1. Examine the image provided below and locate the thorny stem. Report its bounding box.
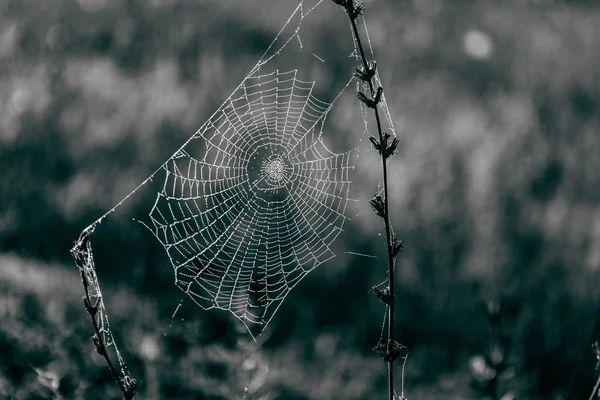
[341,2,399,399]
[72,228,136,400]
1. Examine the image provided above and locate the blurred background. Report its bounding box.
[1,0,600,398]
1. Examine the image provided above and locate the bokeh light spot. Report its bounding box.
[463,29,493,60]
[140,335,160,362]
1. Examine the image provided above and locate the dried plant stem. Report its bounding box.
[82,275,128,395]
[590,373,600,400]
[71,228,136,400]
[336,1,400,398]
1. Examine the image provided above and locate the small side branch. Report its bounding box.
[71,226,137,400]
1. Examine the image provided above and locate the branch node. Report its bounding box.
[368,194,386,218]
[353,60,376,82]
[357,86,383,109]
[369,131,388,154]
[123,376,137,400]
[370,286,391,305]
[330,0,364,20]
[373,340,408,362]
[83,296,100,316]
[369,132,398,160]
[384,137,399,159]
[391,234,403,258]
[91,334,106,356]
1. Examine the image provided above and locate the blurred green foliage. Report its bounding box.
[1,0,600,398]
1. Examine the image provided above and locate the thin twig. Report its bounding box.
[333,1,401,399]
[71,227,136,400]
[590,374,600,400]
[590,342,600,400]
[81,273,128,394]
[349,16,396,400]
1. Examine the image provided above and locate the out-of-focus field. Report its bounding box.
[1,0,600,398]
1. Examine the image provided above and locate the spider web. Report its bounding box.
[140,68,354,334]
[73,0,354,342]
[72,9,398,387]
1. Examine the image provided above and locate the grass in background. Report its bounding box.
[1,0,599,398]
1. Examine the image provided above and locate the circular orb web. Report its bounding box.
[144,68,358,336]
